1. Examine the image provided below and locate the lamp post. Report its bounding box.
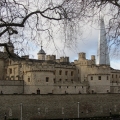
[62,107,64,120]
[78,102,80,118]
[20,103,22,120]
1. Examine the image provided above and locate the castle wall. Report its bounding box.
[0,80,24,94]
[0,59,5,79]
[0,94,120,120]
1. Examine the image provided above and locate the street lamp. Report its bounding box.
[62,107,64,120]
[78,102,80,118]
[20,103,22,120]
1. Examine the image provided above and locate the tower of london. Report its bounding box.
[0,18,120,95]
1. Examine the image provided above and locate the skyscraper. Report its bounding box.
[97,17,110,66]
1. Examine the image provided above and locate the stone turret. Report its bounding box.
[4,40,14,53]
[78,52,86,60]
[37,45,46,60]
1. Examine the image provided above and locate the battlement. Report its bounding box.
[60,57,69,63]
[78,52,86,60]
[46,55,56,61]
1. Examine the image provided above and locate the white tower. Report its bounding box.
[97,17,110,66]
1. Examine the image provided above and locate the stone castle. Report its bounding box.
[0,18,120,95]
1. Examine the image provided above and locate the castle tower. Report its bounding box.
[97,17,110,66]
[37,44,46,60]
[4,40,14,53]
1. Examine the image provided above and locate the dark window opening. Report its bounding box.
[91,76,93,80]
[59,70,62,75]
[9,68,12,74]
[98,76,101,80]
[53,78,56,83]
[46,77,49,82]
[28,78,30,82]
[112,74,113,78]
[65,71,68,75]
[71,71,74,76]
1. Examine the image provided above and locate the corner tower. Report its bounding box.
[97,17,110,66]
[37,45,46,60]
[4,40,14,53]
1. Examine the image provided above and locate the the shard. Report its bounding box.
[97,17,110,65]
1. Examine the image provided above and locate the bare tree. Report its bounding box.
[0,0,119,57]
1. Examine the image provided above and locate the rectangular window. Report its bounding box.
[78,69,79,73]
[98,76,101,80]
[91,76,93,80]
[53,71,56,75]
[107,76,109,80]
[46,77,49,82]
[71,71,74,76]
[116,75,117,78]
[9,68,12,74]
[59,70,62,75]
[65,79,67,81]
[53,78,56,83]
[71,79,73,82]
[65,71,68,75]
[28,78,30,82]
[112,74,113,78]
[59,79,61,82]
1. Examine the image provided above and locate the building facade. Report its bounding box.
[0,18,120,94]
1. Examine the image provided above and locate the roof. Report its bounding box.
[38,46,46,54]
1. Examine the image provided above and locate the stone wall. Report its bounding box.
[0,80,24,94]
[0,94,120,120]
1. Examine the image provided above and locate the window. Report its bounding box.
[116,75,117,78]
[59,86,61,88]
[65,71,68,75]
[71,79,73,83]
[28,78,30,82]
[53,71,56,75]
[78,69,79,73]
[46,77,49,82]
[59,79,61,82]
[98,76,101,80]
[59,70,62,75]
[53,78,56,83]
[107,76,109,80]
[67,86,68,88]
[112,74,113,78]
[78,77,79,81]
[65,79,67,81]
[75,86,76,88]
[9,68,12,74]
[91,76,93,80]
[71,71,74,76]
